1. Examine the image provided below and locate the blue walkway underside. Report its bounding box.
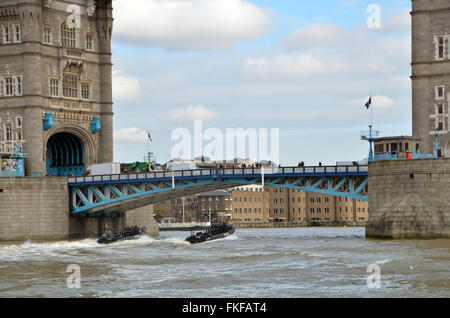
[68,166,368,214]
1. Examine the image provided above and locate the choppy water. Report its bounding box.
[0,227,448,298]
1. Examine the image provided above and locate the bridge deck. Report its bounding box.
[67,165,368,214]
[68,165,368,186]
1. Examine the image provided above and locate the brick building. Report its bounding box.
[231,186,369,224]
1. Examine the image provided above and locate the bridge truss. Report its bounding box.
[68,166,368,215]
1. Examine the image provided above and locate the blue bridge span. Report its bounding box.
[68,165,368,215]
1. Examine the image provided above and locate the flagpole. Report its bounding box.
[147,129,150,162]
[370,95,374,127]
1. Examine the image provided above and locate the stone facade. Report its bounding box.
[0,177,159,241]
[0,177,70,241]
[412,0,450,156]
[0,0,114,176]
[366,158,450,239]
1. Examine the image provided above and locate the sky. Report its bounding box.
[110,0,412,166]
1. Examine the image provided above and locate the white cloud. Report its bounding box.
[113,0,272,51]
[114,127,148,142]
[169,105,217,122]
[243,54,347,79]
[112,73,141,100]
[243,21,410,80]
[282,23,350,49]
[351,95,395,108]
[381,9,411,32]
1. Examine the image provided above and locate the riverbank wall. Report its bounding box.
[233,221,367,229]
[366,158,450,239]
[0,177,158,242]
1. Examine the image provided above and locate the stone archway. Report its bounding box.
[44,126,96,176]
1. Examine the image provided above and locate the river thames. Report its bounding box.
[0,227,448,298]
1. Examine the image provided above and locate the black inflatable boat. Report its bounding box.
[97,226,147,244]
[185,223,235,244]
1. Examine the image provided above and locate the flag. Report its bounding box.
[148,131,152,142]
[365,97,372,109]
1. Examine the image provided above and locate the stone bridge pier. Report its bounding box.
[366,158,450,239]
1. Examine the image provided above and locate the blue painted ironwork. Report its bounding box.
[373,151,398,161]
[43,113,54,131]
[361,125,380,162]
[68,165,368,214]
[90,117,101,134]
[47,133,85,177]
[433,134,440,158]
[413,149,436,159]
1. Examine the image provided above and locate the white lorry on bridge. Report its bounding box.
[87,163,121,176]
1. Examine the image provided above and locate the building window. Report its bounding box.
[16,131,22,141]
[15,117,22,129]
[436,86,445,99]
[63,73,78,98]
[50,78,60,97]
[43,27,52,44]
[438,37,445,59]
[14,76,22,96]
[13,24,20,43]
[86,34,94,51]
[435,35,446,60]
[5,125,12,141]
[438,105,444,115]
[2,25,11,44]
[61,22,77,48]
[438,122,444,131]
[81,82,90,100]
[4,77,14,96]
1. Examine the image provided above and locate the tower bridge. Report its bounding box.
[1,0,449,241]
[68,165,368,215]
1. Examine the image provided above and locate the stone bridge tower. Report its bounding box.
[412,0,450,157]
[0,0,113,176]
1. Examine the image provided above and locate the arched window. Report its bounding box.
[61,22,77,48]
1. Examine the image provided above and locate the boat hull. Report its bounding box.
[97,227,146,245]
[186,224,235,244]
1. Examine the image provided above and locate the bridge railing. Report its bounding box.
[68,165,368,185]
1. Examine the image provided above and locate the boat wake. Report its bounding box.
[0,235,160,260]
